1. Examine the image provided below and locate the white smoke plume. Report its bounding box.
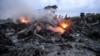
[0,0,56,23]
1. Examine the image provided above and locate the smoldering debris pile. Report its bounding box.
[0,15,100,56]
[0,6,100,56]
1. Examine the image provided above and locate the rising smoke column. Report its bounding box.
[0,0,58,24]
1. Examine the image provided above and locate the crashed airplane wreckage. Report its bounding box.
[0,5,72,45]
[0,5,100,56]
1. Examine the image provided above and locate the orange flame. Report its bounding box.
[59,19,71,29]
[59,22,68,29]
[48,19,71,34]
[20,16,30,24]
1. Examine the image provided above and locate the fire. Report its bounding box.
[55,27,66,34]
[59,19,71,29]
[48,19,72,34]
[48,26,66,34]
[20,16,30,24]
[60,22,68,29]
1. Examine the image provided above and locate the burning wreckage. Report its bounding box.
[0,5,100,56]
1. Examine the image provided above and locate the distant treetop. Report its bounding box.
[44,5,58,9]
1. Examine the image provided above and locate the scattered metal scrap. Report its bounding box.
[0,17,100,56]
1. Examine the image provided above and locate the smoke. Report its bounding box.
[0,0,35,18]
[0,0,56,23]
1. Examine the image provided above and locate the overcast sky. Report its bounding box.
[0,0,100,16]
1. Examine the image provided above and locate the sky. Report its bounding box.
[0,0,100,17]
[39,0,100,16]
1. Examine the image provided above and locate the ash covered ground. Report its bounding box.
[0,13,100,56]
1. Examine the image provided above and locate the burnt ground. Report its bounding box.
[0,19,100,56]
